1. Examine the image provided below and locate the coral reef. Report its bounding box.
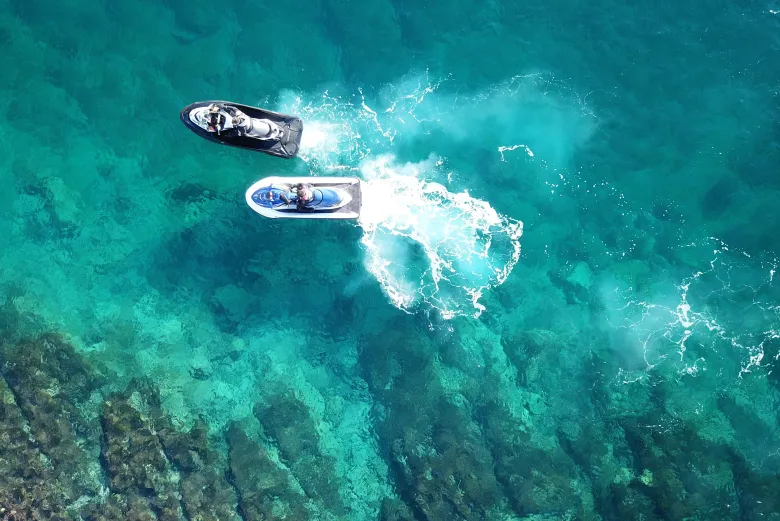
[252,391,351,518]
[0,373,75,521]
[0,333,103,518]
[226,423,309,521]
[358,318,514,521]
[92,377,242,521]
[2,319,780,521]
[0,334,243,521]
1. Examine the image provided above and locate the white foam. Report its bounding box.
[274,74,528,318]
[357,155,523,319]
[605,238,780,382]
[299,121,342,156]
[498,143,535,161]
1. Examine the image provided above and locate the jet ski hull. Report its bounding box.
[180,100,303,159]
[246,176,362,220]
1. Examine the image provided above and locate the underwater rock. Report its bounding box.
[701,175,741,220]
[378,497,415,521]
[358,320,516,520]
[620,417,738,519]
[2,314,780,521]
[391,398,508,521]
[0,375,76,521]
[253,393,347,516]
[179,465,242,521]
[159,414,241,521]
[188,353,214,382]
[98,379,241,521]
[0,333,104,502]
[43,176,84,227]
[99,388,186,520]
[479,396,595,520]
[212,284,254,324]
[226,423,308,521]
[80,493,158,521]
[547,265,592,305]
[0,333,244,521]
[500,328,571,387]
[566,261,594,290]
[555,416,659,520]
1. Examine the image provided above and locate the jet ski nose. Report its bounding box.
[190,108,212,127]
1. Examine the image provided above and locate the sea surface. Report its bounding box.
[1,0,779,519]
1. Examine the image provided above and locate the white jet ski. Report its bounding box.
[245,176,362,220]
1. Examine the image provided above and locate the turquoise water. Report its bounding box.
[1,0,780,519]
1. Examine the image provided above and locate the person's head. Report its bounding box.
[298,185,313,202]
[206,105,221,127]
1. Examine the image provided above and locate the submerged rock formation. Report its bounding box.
[1,323,780,521]
[0,333,285,521]
[0,333,104,519]
[226,424,309,521]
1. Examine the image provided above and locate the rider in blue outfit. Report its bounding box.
[273,183,314,209]
[295,183,314,209]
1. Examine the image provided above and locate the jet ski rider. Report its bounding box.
[279,183,315,210]
[205,104,233,134]
[204,103,283,141]
[295,183,315,209]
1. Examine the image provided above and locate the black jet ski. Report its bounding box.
[245,176,362,220]
[180,100,303,159]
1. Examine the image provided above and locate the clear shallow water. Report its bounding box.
[1,0,779,519]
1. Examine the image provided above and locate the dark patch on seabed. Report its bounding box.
[9,150,770,513]
[1,310,778,520]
